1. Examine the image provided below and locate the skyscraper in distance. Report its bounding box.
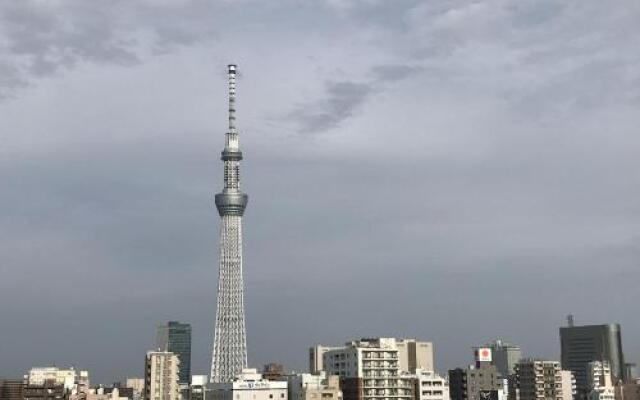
[560,321,625,396]
[157,321,192,385]
[210,64,249,383]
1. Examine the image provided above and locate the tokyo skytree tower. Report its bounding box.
[210,64,249,383]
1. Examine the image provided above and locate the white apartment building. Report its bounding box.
[145,351,180,400]
[587,362,615,400]
[322,338,415,400]
[412,369,449,400]
[287,372,342,400]
[205,369,287,400]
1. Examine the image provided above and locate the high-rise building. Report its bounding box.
[210,64,249,384]
[560,323,626,395]
[287,372,342,400]
[485,340,522,377]
[205,369,287,400]
[321,338,415,400]
[157,322,192,385]
[144,351,180,400]
[507,359,574,400]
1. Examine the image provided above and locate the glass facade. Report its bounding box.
[157,321,192,385]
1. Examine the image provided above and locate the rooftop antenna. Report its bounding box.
[567,314,575,327]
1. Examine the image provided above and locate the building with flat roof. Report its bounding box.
[321,338,415,400]
[560,323,625,396]
[507,359,574,400]
[144,351,180,400]
[157,322,192,385]
[205,369,287,400]
[287,372,341,400]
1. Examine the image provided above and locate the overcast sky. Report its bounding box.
[1,0,640,384]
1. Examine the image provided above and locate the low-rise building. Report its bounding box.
[411,369,449,400]
[287,372,341,400]
[205,369,287,400]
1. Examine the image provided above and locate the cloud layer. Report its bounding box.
[1,0,639,383]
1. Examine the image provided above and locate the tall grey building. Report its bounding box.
[560,322,625,396]
[157,321,192,384]
[210,64,249,383]
[486,339,522,377]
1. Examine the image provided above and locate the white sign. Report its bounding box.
[476,348,492,362]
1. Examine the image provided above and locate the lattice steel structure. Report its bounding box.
[210,64,249,383]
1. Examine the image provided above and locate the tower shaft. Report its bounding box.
[211,64,248,383]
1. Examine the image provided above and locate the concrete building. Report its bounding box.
[205,369,287,400]
[450,349,504,400]
[449,364,503,400]
[411,369,449,400]
[310,346,340,374]
[287,372,342,400]
[508,359,575,400]
[190,376,208,400]
[560,323,625,396]
[396,340,435,374]
[322,338,415,400]
[587,362,614,400]
[27,368,83,391]
[145,351,180,400]
[23,381,68,400]
[0,379,24,400]
[125,379,145,400]
[263,364,287,381]
[157,322,192,386]
[485,340,522,377]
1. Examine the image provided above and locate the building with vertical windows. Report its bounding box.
[144,351,180,400]
[321,338,415,400]
[411,369,449,400]
[0,379,24,400]
[157,322,192,385]
[560,323,625,396]
[310,346,340,374]
[507,359,575,400]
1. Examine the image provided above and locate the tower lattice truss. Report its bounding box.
[210,64,249,383]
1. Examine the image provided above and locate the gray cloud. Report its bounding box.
[1,0,640,385]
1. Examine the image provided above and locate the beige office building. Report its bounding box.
[145,351,180,400]
[396,340,435,374]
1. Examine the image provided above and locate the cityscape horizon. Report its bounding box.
[1,0,639,396]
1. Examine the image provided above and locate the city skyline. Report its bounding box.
[1,0,640,385]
